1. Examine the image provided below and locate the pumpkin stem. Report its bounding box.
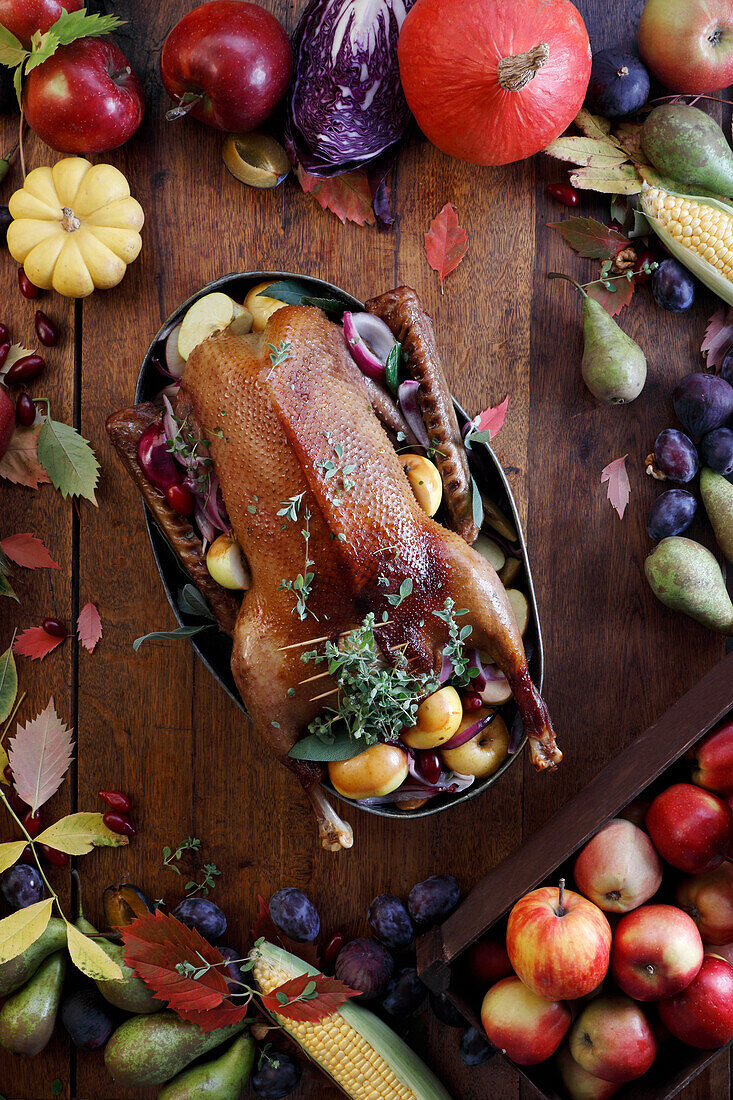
[497,42,549,92]
[61,206,81,233]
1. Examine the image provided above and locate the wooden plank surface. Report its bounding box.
[0,1,730,1098]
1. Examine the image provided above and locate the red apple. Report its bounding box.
[658,955,733,1049]
[706,942,733,966]
[645,783,733,873]
[689,718,733,795]
[506,881,612,1001]
[481,976,571,1065]
[618,797,651,830]
[574,818,663,913]
[467,936,513,987]
[638,0,733,94]
[611,904,703,1001]
[556,1040,620,1100]
[23,38,144,154]
[568,995,657,1084]
[160,1,292,132]
[0,0,83,48]
[677,864,733,945]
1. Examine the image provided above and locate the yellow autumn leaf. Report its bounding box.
[570,164,643,195]
[66,920,123,982]
[0,743,9,784]
[574,108,613,140]
[0,898,53,963]
[35,812,129,855]
[0,840,29,873]
[544,136,629,169]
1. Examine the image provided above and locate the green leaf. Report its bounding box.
[37,417,100,504]
[23,28,60,74]
[0,898,53,964]
[35,812,129,855]
[133,624,212,651]
[470,476,484,532]
[0,24,28,68]
[289,730,370,763]
[48,9,126,48]
[0,575,18,601]
[261,280,347,314]
[12,65,21,109]
[66,920,124,982]
[177,584,216,621]
[0,643,17,723]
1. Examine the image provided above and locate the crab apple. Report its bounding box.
[611,904,703,1000]
[645,783,733,873]
[573,818,663,913]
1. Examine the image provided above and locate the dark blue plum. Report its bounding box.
[653,428,698,483]
[586,49,650,118]
[61,987,115,1051]
[673,373,733,441]
[652,259,695,312]
[268,888,319,943]
[368,894,414,950]
[721,347,733,386]
[408,875,460,926]
[0,863,44,910]
[381,968,426,1017]
[646,489,697,540]
[460,1026,493,1067]
[252,1051,301,1099]
[172,898,227,942]
[700,427,733,476]
[430,991,468,1028]
[335,938,393,999]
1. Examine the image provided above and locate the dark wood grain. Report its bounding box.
[0,0,730,1097]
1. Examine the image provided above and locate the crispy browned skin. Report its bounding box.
[366,286,478,543]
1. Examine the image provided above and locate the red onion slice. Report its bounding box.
[343,311,397,381]
[397,380,430,447]
[441,711,497,751]
[357,770,474,805]
[467,649,488,691]
[137,422,180,490]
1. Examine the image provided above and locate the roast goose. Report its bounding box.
[108,286,560,851]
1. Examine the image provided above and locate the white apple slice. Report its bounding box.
[507,589,530,635]
[474,534,506,572]
[178,293,239,361]
[229,303,253,335]
[164,323,186,377]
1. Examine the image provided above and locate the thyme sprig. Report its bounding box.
[162,836,221,897]
[279,507,315,620]
[433,598,480,688]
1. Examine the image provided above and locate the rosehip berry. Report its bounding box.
[165,483,195,515]
[42,618,68,638]
[18,268,39,299]
[22,809,42,837]
[0,323,8,344]
[416,750,442,786]
[16,393,35,427]
[4,353,44,385]
[103,812,136,838]
[7,787,27,815]
[546,182,579,207]
[40,844,70,867]
[0,341,9,369]
[3,763,12,783]
[461,692,483,712]
[34,310,58,347]
[98,790,131,813]
[323,932,347,966]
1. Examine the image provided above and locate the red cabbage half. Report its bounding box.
[286,0,415,177]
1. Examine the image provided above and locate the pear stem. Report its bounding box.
[548,272,587,297]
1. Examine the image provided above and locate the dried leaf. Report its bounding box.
[0,840,27,873]
[296,166,375,227]
[543,136,629,168]
[425,203,468,292]
[66,920,123,982]
[475,396,508,438]
[35,812,128,855]
[0,426,50,489]
[0,898,53,964]
[122,910,249,1032]
[701,306,733,372]
[261,969,360,1023]
[0,642,18,723]
[13,627,65,661]
[251,895,319,968]
[77,601,102,653]
[37,416,99,504]
[0,343,34,381]
[0,574,18,602]
[8,697,73,813]
[0,533,59,570]
[574,109,613,140]
[548,217,629,260]
[569,164,643,195]
[613,120,645,163]
[601,455,631,520]
[587,276,635,317]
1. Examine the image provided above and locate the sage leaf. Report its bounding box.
[133,624,212,651]
[261,280,346,313]
[470,476,484,532]
[289,731,368,763]
[177,584,216,621]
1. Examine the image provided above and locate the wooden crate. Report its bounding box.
[417,651,733,1100]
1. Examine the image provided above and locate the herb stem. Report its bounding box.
[0,788,62,915]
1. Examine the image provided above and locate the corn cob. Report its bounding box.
[252,942,452,1100]
[640,182,733,305]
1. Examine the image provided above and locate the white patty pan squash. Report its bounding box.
[7,157,144,298]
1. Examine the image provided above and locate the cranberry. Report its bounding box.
[416,750,442,786]
[2,763,12,784]
[461,692,483,712]
[165,483,195,516]
[42,618,68,638]
[16,393,35,427]
[546,182,579,207]
[34,310,59,347]
[40,844,70,867]
[633,247,657,285]
[18,268,39,299]
[0,323,8,343]
[99,789,131,813]
[5,353,44,385]
[323,932,347,966]
[22,809,43,837]
[103,812,136,838]
[0,341,9,369]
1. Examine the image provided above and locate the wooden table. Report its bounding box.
[1,1,730,1097]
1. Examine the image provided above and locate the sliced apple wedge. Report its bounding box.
[474,534,506,572]
[164,322,186,377]
[178,293,251,361]
[507,589,530,635]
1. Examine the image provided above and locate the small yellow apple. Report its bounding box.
[206,535,250,590]
[329,743,408,800]
[244,281,288,331]
[401,686,463,749]
[440,712,509,778]
[401,454,442,516]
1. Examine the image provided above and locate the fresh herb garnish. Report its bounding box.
[277,493,305,522]
[433,598,480,687]
[267,340,292,377]
[162,836,220,897]
[386,578,413,607]
[279,507,315,620]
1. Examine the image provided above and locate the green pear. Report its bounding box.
[645,536,733,634]
[0,917,67,996]
[157,1032,256,1099]
[75,915,162,1014]
[549,274,646,403]
[642,105,733,197]
[104,1011,247,1087]
[0,950,66,1056]
[700,467,733,564]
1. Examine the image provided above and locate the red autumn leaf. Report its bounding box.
[122,910,249,1033]
[0,534,60,570]
[77,601,102,653]
[701,306,733,372]
[601,455,631,520]
[548,216,629,260]
[296,165,375,227]
[14,627,65,661]
[425,203,468,292]
[261,969,360,1024]
[251,895,319,968]
[0,426,50,490]
[475,396,509,438]
[587,274,635,317]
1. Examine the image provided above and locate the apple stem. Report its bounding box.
[557,877,566,917]
[166,93,204,122]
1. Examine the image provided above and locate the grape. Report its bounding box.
[61,987,115,1050]
[368,894,414,950]
[646,489,697,541]
[335,938,393,999]
[673,373,733,441]
[651,259,695,312]
[0,863,44,910]
[653,429,698,483]
[460,1025,493,1067]
[171,898,227,942]
[251,1051,301,1099]
[268,888,319,943]
[700,427,733,476]
[429,991,467,1028]
[721,347,733,386]
[408,875,460,926]
[381,968,426,1017]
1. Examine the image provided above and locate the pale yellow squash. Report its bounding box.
[7,158,144,298]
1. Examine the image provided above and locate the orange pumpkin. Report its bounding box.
[398,0,592,166]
